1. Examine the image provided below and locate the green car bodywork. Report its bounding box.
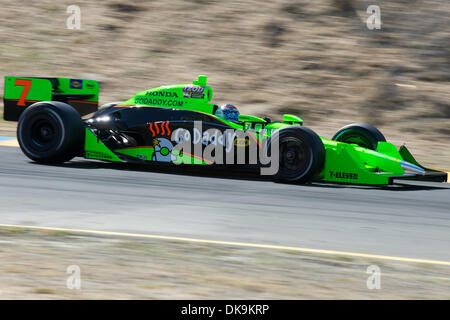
[82,75,446,185]
[3,76,99,121]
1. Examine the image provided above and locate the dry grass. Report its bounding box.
[0,0,449,168]
[0,229,449,299]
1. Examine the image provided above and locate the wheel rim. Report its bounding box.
[27,115,60,152]
[279,137,310,177]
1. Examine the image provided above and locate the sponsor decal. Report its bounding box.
[183,85,205,99]
[189,92,205,99]
[152,138,175,162]
[234,137,250,147]
[70,79,83,89]
[172,127,238,153]
[145,91,178,98]
[329,171,358,180]
[171,122,279,175]
[136,154,148,160]
[149,121,171,137]
[135,96,185,107]
[85,151,113,160]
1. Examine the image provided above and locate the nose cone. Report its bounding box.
[400,161,425,175]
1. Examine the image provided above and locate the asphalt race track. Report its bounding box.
[0,144,449,262]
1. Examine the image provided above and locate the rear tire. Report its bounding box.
[17,102,85,163]
[332,123,386,150]
[270,126,325,183]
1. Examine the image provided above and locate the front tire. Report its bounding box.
[17,102,85,163]
[332,123,386,150]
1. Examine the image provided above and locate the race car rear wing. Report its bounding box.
[3,76,99,121]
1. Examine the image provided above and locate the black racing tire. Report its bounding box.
[269,126,325,183]
[17,101,85,163]
[332,123,386,150]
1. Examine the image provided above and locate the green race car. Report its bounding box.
[6,75,447,185]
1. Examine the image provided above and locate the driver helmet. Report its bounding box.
[215,104,240,122]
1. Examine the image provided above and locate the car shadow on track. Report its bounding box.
[30,159,449,192]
